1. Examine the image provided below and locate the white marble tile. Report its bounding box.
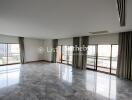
[0,62,132,100]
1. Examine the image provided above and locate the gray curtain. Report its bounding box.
[81,36,89,69]
[72,37,80,68]
[52,39,58,63]
[117,0,126,26]
[117,32,132,80]
[19,37,25,64]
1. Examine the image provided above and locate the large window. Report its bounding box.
[56,46,62,63]
[111,45,118,74]
[67,46,73,64]
[0,43,20,65]
[97,45,111,73]
[56,45,73,65]
[0,44,7,65]
[62,46,68,64]
[86,44,118,75]
[87,45,96,69]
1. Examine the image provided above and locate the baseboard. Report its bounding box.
[0,63,20,66]
[43,60,52,63]
[25,60,45,64]
[25,60,51,64]
[0,60,51,66]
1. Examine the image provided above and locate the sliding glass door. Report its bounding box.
[56,46,62,63]
[56,45,73,65]
[97,45,111,73]
[67,46,73,64]
[8,44,20,64]
[86,44,118,75]
[87,45,96,69]
[111,45,118,74]
[0,44,7,65]
[0,43,20,65]
[62,46,68,64]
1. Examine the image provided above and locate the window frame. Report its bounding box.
[56,45,73,65]
[86,44,97,70]
[86,44,118,75]
[0,43,20,66]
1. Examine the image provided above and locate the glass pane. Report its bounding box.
[68,55,73,64]
[97,57,110,68]
[111,45,118,74]
[67,46,73,64]
[87,57,96,66]
[62,46,68,64]
[97,45,111,73]
[87,46,96,56]
[0,44,7,65]
[8,44,20,64]
[87,45,96,69]
[56,46,62,63]
[56,45,73,64]
[97,67,110,73]
[98,45,111,57]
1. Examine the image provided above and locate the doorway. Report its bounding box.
[86,44,118,75]
[0,43,20,65]
[56,45,73,65]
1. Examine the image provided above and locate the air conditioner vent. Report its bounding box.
[89,30,108,35]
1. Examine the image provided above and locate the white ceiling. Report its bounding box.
[0,0,132,39]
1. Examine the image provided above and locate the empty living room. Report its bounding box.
[0,0,132,100]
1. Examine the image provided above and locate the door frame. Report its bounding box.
[86,44,97,70]
[56,45,73,66]
[0,43,21,66]
[86,44,118,75]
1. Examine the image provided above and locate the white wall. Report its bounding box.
[58,38,73,46]
[89,34,119,44]
[43,38,73,62]
[24,38,44,62]
[43,39,52,62]
[0,34,18,43]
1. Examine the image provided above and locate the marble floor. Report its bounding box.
[0,62,132,100]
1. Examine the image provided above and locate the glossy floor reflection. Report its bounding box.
[0,62,132,100]
[0,65,20,89]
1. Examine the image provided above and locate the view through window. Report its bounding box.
[97,45,111,73]
[87,45,96,69]
[87,44,118,74]
[56,46,62,63]
[0,44,7,65]
[56,45,73,65]
[0,43,20,65]
[56,44,118,74]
